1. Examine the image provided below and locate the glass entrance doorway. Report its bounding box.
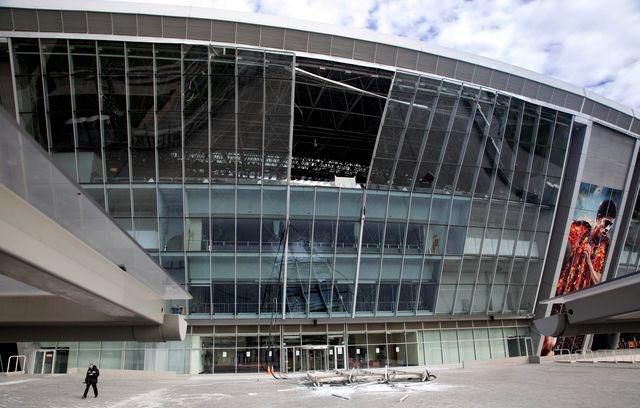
[284,345,346,372]
[328,346,346,370]
[284,347,301,372]
[301,346,326,371]
[34,349,56,374]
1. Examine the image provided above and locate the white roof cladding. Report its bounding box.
[1,0,638,122]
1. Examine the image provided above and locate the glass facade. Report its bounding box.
[24,321,533,374]
[617,188,640,277]
[10,36,574,371]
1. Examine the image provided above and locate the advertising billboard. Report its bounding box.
[541,182,622,355]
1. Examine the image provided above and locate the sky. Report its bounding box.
[109,0,640,111]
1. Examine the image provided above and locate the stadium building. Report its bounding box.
[1,0,640,375]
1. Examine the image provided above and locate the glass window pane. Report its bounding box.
[458,329,475,361]
[77,150,103,183]
[158,186,183,217]
[133,218,158,249]
[441,330,459,364]
[237,187,262,215]
[409,194,430,222]
[262,187,286,216]
[398,281,418,312]
[365,191,388,219]
[160,218,184,251]
[132,186,157,217]
[107,186,131,216]
[315,189,339,218]
[188,254,210,283]
[185,187,209,216]
[386,193,409,220]
[188,286,211,314]
[237,218,261,250]
[471,284,490,313]
[186,218,210,251]
[435,285,455,314]
[454,285,474,313]
[423,330,442,364]
[212,217,235,250]
[161,254,185,285]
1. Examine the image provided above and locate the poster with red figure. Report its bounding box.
[541,182,622,356]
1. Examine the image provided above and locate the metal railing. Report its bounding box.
[554,348,640,365]
[553,348,572,362]
[4,355,26,375]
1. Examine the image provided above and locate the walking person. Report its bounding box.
[81,363,100,399]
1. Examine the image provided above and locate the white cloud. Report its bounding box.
[109,0,640,111]
[370,0,640,111]
[255,0,377,28]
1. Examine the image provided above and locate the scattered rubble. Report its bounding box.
[304,367,437,387]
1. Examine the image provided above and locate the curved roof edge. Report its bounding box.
[1,0,639,133]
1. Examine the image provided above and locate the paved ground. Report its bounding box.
[1,363,639,407]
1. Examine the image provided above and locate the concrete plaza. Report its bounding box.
[1,363,639,407]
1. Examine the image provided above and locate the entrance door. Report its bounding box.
[302,347,326,371]
[328,346,346,370]
[34,349,56,374]
[284,347,301,373]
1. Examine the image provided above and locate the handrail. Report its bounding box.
[554,348,640,365]
[553,348,571,362]
[6,355,26,374]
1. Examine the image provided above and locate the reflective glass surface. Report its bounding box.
[10,38,572,318]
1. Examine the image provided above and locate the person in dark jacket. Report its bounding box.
[82,363,100,399]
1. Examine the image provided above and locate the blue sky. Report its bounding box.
[111,0,640,111]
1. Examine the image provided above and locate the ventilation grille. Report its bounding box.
[354,40,375,62]
[564,93,583,111]
[330,36,354,59]
[436,57,456,78]
[187,18,210,41]
[522,79,539,99]
[87,12,111,34]
[236,23,260,46]
[163,16,186,39]
[396,48,418,70]
[537,84,554,103]
[551,89,567,107]
[417,53,438,74]
[375,44,396,66]
[13,9,38,31]
[62,11,86,33]
[212,20,235,43]
[488,70,508,91]
[0,9,12,30]
[472,65,492,87]
[454,61,474,82]
[506,75,524,94]
[112,13,137,36]
[260,26,284,49]
[308,32,331,55]
[37,10,62,32]
[138,14,161,37]
[283,29,308,52]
